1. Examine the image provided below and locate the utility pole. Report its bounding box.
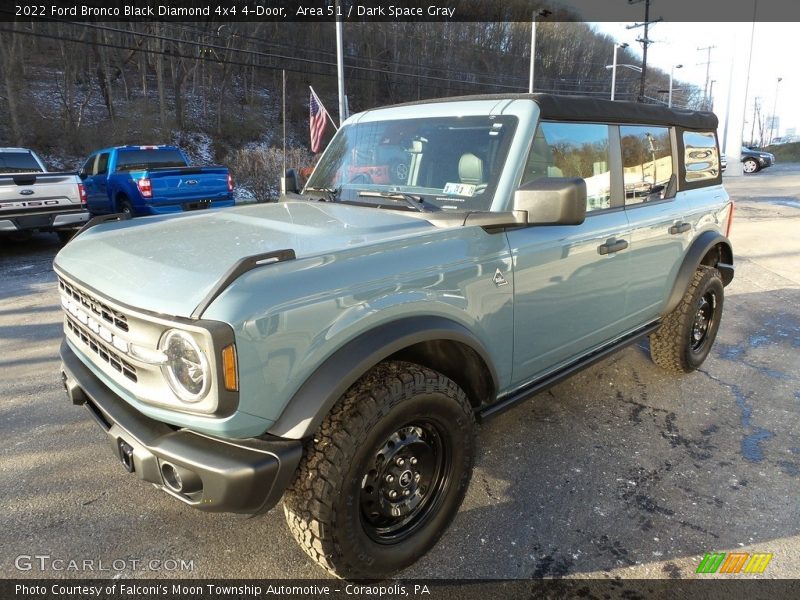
[627,0,662,103]
[750,97,760,147]
[697,45,715,110]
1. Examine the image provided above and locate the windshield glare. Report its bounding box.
[305,115,517,211]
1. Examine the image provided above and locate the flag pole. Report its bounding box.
[335,0,346,125]
[282,69,286,179]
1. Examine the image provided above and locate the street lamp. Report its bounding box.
[528,9,552,93]
[769,76,782,144]
[668,64,683,108]
[609,42,629,101]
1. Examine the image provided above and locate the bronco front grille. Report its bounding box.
[59,278,129,333]
[66,315,138,382]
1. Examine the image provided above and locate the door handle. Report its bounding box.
[669,222,691,235]
[597,239,629,255]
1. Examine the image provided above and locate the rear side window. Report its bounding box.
[96,153,110,175]
[683,131,720,182]
[115,149,187,172]
[523,122,612,212]
[0,151,43,173]
[620,126,673,205]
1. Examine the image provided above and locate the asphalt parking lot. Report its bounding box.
[1,165,798,581]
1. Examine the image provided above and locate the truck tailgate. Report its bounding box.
[0,172,82,213]
[146,166,230,203]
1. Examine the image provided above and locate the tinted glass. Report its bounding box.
[96,153,110,175]
[306,115,517,211]
[684,132,720,182]
[115,149,187,172]
[523,122,611,212]
[620,126,673,205]
[0,151,43,173]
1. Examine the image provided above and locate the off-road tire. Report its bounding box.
[283,361,476,579]
[650,266,724,373]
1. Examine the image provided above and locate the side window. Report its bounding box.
[620,126,673,205]
[523,122,612,212]
[81,155,97,176]
[96,153,110,175]
[683,131,719,182]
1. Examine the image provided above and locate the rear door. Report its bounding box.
[619,125,688,326]
[507,121,632,386]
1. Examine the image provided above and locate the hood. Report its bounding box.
[54,201,435,318]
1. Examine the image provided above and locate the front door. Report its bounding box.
[507,121,631,387]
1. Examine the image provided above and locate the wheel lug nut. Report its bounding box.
[396,457,405,466]
[389,490,398,499]
[410,457,418,465]
[403,489,410,496]
[385,475,394,483]
[414,473,421,481]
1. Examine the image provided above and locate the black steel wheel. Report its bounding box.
[283,361,476,579]
[360,421,450,543]
[650,266,725,372]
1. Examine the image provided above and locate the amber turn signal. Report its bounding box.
[221,344,238,391]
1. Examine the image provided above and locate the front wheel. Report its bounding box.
[650,266,724,373]
[283,361,476,579]
[742,158,759,174]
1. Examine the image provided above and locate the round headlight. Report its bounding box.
[159,329,211,403]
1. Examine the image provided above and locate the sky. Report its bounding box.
[589,21,798,144]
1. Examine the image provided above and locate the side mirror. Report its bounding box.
[78,170,88,180]
[281,169,299,194]
[513,177,587,225]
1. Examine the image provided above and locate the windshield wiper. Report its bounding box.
[357,191,429,212]
[305,186,341,203]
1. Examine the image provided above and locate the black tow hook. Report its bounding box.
[118,439,135,473]
[61,371,87,406]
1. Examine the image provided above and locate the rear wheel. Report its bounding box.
[283,361,476,579]
[650,266,724,373]
[742,158,759,174]
[118,197,133,218]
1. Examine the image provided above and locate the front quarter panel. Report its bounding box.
[201,226,514,438]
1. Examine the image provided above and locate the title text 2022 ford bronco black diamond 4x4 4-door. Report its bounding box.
[56,94,733,578]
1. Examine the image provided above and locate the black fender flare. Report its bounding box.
[267,316,499,439]
[664,230,733,315]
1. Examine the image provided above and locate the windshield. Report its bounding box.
[305,115,517,211]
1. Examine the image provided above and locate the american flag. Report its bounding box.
[309,88,328,153]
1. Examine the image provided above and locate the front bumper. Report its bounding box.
[60,340,302,515]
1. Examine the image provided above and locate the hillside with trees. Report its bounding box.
[0,17,701,200]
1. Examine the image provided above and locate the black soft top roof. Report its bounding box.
[388,93,718,131]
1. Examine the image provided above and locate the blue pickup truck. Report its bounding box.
[78,145,234,217]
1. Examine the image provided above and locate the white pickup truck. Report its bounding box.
[0,148,89,243]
